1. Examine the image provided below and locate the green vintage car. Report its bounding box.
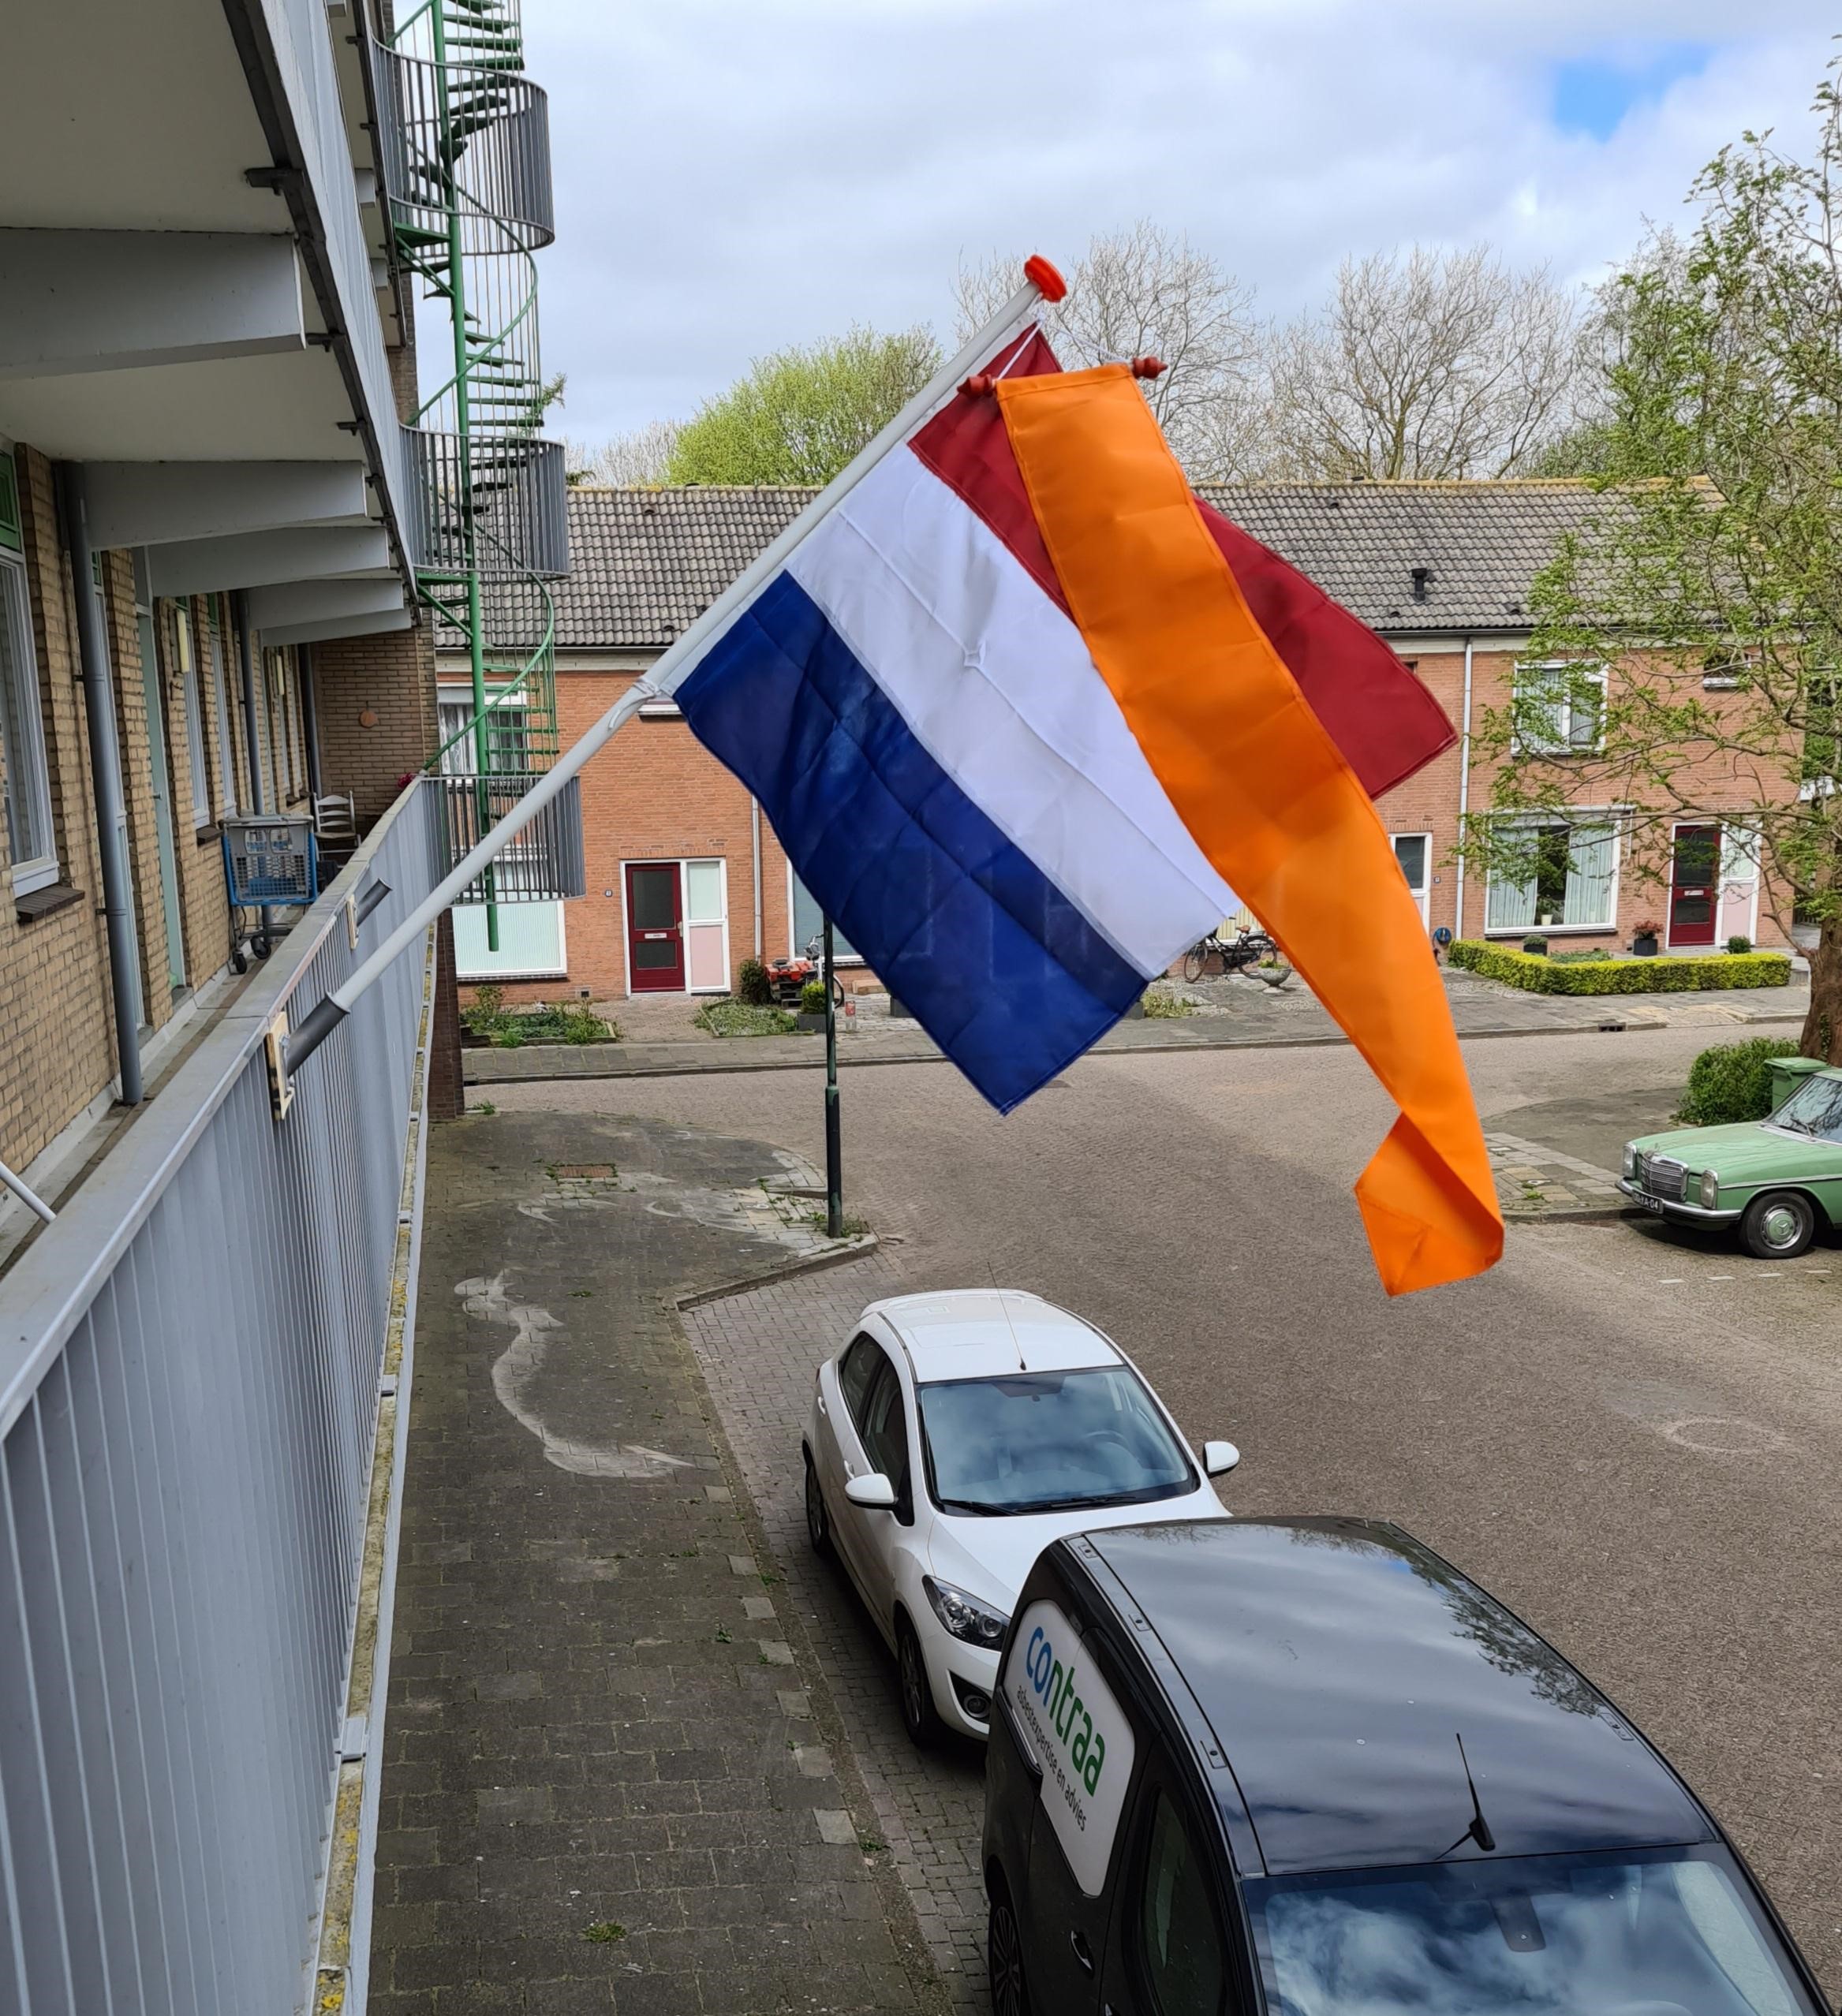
[1620,1063,1842,1258]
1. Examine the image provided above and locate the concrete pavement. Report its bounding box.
[495,1025,1842,2001]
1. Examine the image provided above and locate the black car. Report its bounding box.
[983,1517,1825,2015]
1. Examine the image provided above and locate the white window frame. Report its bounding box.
[786,863,865,965]
[1513,659,1607,756]
[1389,831,1432,927]
[1483,813,1622,936]
[0,548,59,896]
[620,856,730,996]
[170,602,211,827]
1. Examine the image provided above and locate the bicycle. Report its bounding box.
[1182,927,1276,983]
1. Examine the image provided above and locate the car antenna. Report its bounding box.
[986,1260,1026,1372]
[1437,1733,1496,1857]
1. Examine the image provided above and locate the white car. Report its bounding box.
[801,1290,1240,1745]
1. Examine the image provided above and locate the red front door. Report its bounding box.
[626,862,685,990]
[1668,825,1719,947]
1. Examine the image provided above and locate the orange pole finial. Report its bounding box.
[1023,254,1067,303]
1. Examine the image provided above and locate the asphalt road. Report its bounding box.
[492,1025,1842,1995]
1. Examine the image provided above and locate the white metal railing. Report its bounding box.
[0,781,442,2014]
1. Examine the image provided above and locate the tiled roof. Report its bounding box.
[512,477,1665,651]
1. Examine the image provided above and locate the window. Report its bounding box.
[917,1368,1195,1517]
[170,603,211,827]
[856,1357,910,1503]
[0,551,58,894]
[790,868,861,962]
[838,1335,883,1423]
[1485,819,1616,933]
[1514,660,1605,754]
[1135,1790,1226,2016]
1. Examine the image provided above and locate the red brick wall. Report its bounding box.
[462,641,1801,1010]
[1373,645,1795,954]
[471,666,795,1003]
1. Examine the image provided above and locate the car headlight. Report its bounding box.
[1622,1143,1637,1179]
[1698,1169,1721,1209]
[923,1576,1010,1649]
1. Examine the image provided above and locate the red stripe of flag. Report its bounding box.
[910,332,1455,802]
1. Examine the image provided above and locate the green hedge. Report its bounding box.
[1448,941,1792,995]
[1675,1037,1801,1126]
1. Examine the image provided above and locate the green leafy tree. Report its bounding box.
[1472,66,1842,1061]
[663,325,943,486]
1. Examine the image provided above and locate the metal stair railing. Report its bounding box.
[377,0,571,948]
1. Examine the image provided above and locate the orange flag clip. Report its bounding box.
[996,365,1503,1295]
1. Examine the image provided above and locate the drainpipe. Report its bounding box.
[232,589,273,946]
[298,640,322,798]
[1453,636,1474,941]
[233,590,265,814]
[750,794,764,959]
[56,465,144,1107]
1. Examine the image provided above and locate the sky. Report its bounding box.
[517,0,1837,447]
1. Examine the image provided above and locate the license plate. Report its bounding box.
[1635,1194,1665,1215]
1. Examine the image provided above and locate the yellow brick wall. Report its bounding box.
[0,445,120,1169]
[311,617,439,823]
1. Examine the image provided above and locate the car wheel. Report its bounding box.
[988,1883,1029,2016]
[895,1615,946,1749]
[803,1451,832,1559]
[1741,1189,1817,1260]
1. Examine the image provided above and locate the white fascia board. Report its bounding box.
[0,231,305,379]
[257,607,415,647]
[149,525,394,597]
[82,461,372,547]
[246,577,405,629]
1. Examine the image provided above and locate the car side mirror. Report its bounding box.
[1204,1440,1240,1477]
[845,1472,899,1510]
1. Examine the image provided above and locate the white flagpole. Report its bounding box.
[285,269,1057,1075]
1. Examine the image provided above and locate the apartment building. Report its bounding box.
[1,0,451,1226]
[446,479,1793,1006]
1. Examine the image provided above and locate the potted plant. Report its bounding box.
[794,977,830,1032]
[1631,919,1661,958]
[1522,934,1549,957]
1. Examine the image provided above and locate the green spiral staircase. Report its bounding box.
[379,0,575,947]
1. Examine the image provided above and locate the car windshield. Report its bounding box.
[1246,1845,1821,2016]
[1771,1073,1842,1143]
[916,1367,1195,1516]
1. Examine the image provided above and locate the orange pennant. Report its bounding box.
[996,365,1502,1295]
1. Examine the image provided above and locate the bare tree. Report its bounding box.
[564,418,682,487]
[1265,246,1584,479]
[955,222,1262,475]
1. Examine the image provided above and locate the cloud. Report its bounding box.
[516,0,1836,442]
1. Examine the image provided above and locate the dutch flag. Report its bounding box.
[648,288,1501,1295]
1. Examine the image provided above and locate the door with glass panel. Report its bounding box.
[1390,832,1431,927]
[682,859,728,990]
[626,862,685,991]
[1668,824,1719,948]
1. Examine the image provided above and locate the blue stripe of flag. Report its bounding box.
[674,572,1146,1111]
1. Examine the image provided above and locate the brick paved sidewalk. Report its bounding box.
[370,1111,943,2015]
[685,1255,992,2015]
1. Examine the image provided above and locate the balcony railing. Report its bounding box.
[401,430,568,579]
[375,45,555,253]
[0,782,444,2012]
[432,770,585,902]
